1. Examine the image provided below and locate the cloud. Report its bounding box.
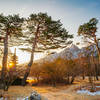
[0,0,100,44]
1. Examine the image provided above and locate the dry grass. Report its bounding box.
[32,77,100,100]
[0,86,33,99]
[0,77,100,100]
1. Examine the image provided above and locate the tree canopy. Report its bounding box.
[20,13,73,52]
[78,18,100,62]
[0,14,24,47]
[78,18,98,42]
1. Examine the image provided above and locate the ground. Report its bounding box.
[32,84,100,100]
[32,77,100,100]
[0,77,100,100]
[0,86,33,99]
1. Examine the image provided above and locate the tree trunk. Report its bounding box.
[70,75,75,84]
[21,38,37,86]
[3,76,10,91]
[66,74,70,84]
[92,42,99,80]
[0,31,9,91]
[94,35,100,63]
[93,57,99,80]
[1,31,8,81]
[95,64,99,80]
[22,25,39,86]
[82,74,85,80]
[67,75,70,84]
[88,57,93,83]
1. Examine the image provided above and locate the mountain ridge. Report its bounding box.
[36,43,100,63]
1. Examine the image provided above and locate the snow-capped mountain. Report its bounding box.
[39,43,100,62]
[59,44,80,59]
[43,52,59,62]
[39,44,81,62]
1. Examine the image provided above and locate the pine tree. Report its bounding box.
[22,12,73,85]
[78,18,100,62]
[0,14,23,90]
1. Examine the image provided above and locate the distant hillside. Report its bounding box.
[37,43,100,63]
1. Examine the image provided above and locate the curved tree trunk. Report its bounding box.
[22,25,39,86]
[1,31,9,90]
[21,48,35,86]
[94,35,100,63]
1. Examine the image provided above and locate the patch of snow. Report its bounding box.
[96,86,100,88]
[0,98,3,100]
[23,91,41,100]
[77,89,100,96]
[23,97,29,100]
[0,98,8,100]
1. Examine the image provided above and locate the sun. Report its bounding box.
[8,62,15,68]
[9,62,14,67]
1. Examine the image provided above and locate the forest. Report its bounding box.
[0,12,100,100]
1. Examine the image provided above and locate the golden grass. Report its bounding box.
[1,77,100,100]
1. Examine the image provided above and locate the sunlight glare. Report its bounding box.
[10,46,45,64]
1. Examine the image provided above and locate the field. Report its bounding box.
[1,77,100,100]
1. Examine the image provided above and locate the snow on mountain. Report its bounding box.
[40,44,81,62]
[59,44,80,59]
[38,43,100,63]
[43,52,59,62]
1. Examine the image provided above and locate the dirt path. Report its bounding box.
[32,83,100,100]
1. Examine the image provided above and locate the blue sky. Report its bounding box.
[0,0,100,45]
[0,0,100,63]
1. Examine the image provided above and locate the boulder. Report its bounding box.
[24,91,41,100]
[29,91,41,100]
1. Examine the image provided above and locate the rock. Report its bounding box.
[29,91,41,100]
[24,91,41,100]
[0,97,3,100]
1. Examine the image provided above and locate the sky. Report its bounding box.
[0,0,100,63]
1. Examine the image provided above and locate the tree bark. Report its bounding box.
[70,75,75,84]
[88,57,93,83]
[93,37,100,80]
[1,30,9,90]
[91,42,99,80]
[93,34,100,63]
[82,74,85,80]
[22,24,40,86]
[95,64,99,80]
